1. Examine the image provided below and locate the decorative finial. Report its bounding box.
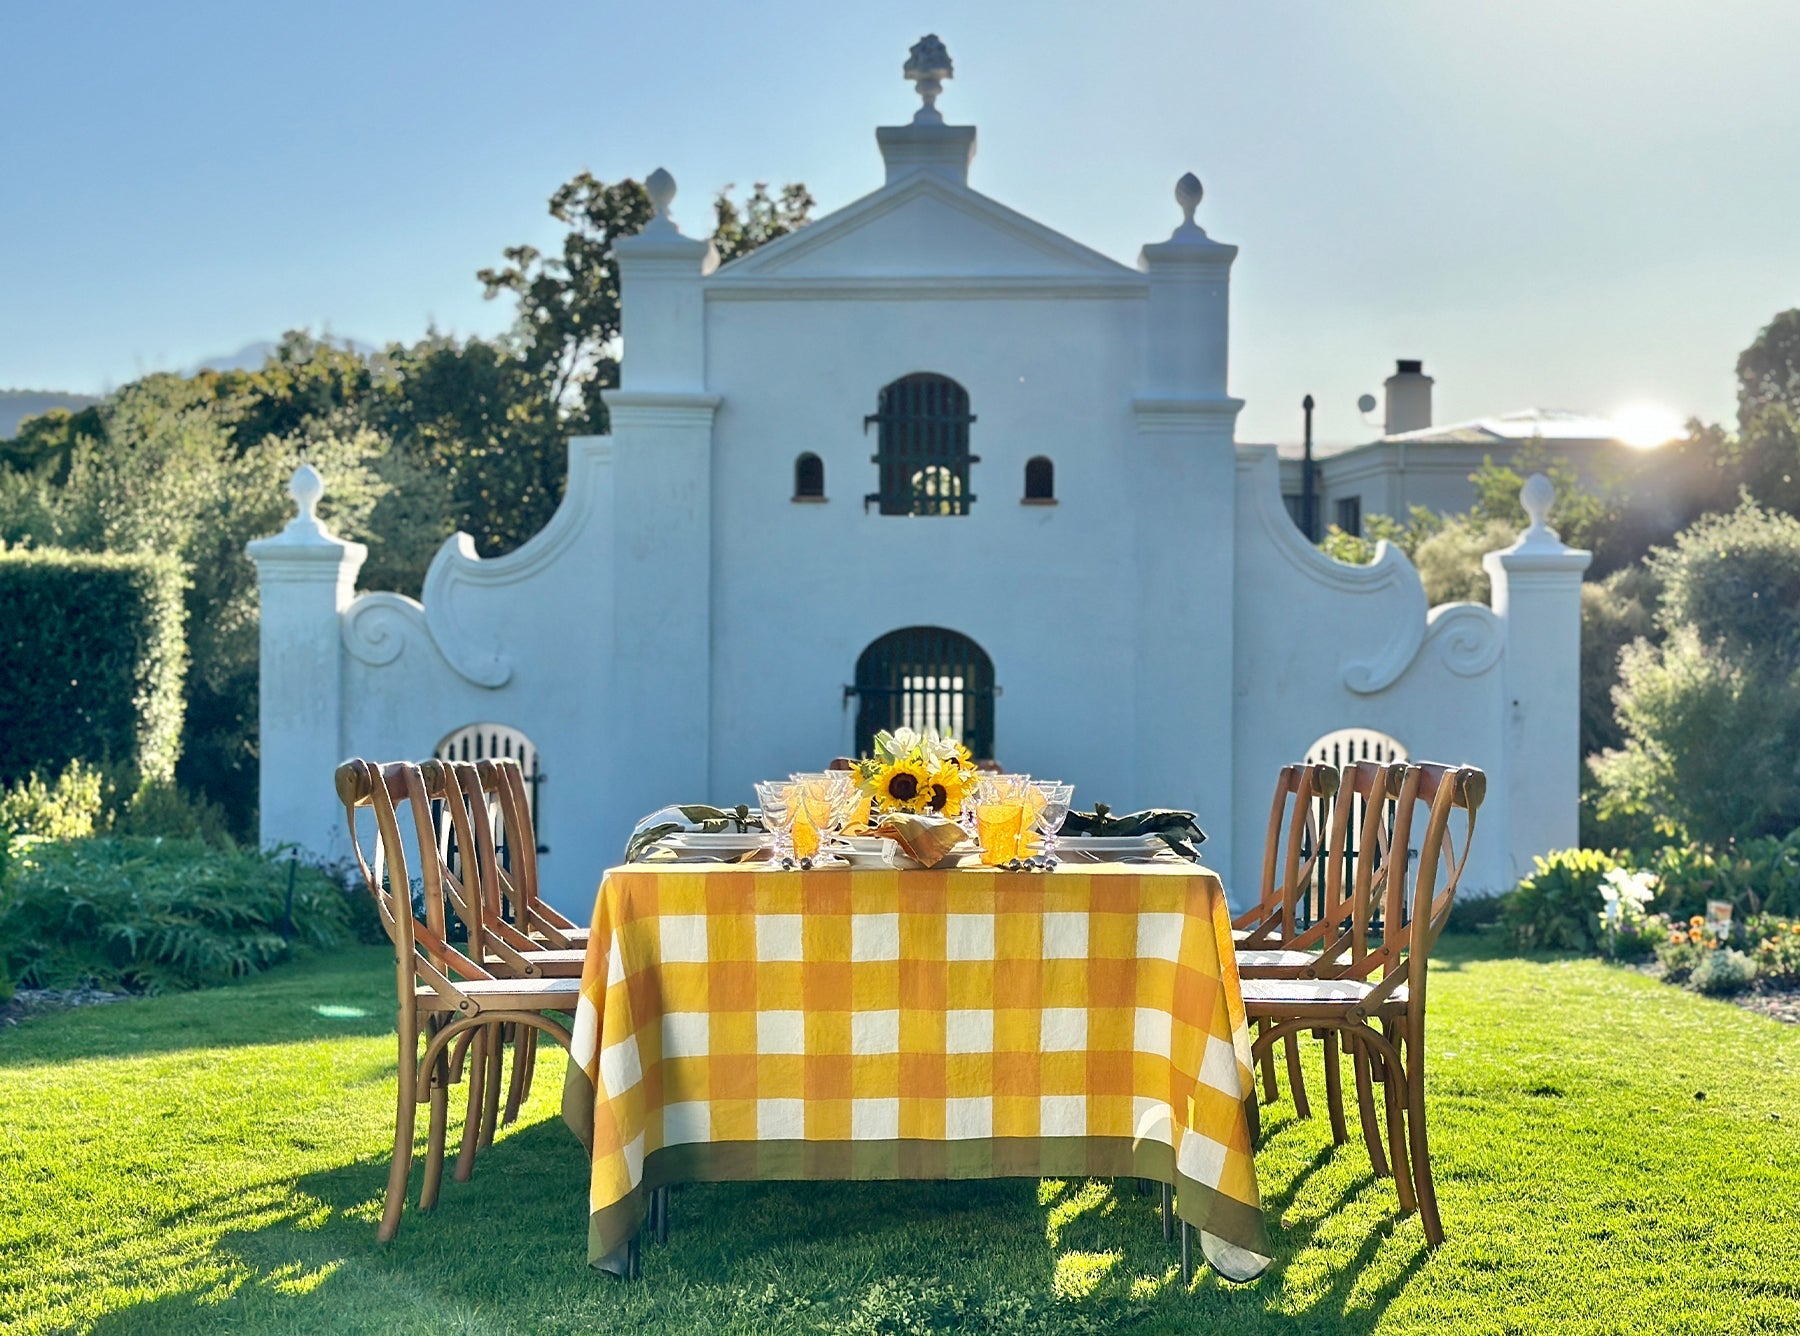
[905,34,953,125]
[289,463,323,525]
[1521,472,1556,537]
[1176,172,1204,227]
[645,167,677,221]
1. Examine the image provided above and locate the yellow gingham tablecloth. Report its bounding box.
[561,862,1269,1279]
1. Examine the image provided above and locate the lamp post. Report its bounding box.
[1301,394,1318,541]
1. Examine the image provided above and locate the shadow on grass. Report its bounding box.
[85,1108,1435,1335]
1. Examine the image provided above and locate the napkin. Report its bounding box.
[1060,806,1207,861]
[625,804,763,863]
[871,813,967,868]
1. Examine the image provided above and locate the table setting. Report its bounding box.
[562,728,1270,1283]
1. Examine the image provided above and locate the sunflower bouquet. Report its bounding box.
[855,728,977,821]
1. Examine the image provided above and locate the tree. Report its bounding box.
[1737,308,1800,427]
[478,175,815,439]
[1592,504,1800,842]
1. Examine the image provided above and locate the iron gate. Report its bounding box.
[864,373,978,515]
[847,628,996,760]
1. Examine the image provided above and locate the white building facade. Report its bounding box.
[250,45,1589,913]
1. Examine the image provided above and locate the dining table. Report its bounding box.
[560,857,1270,1282]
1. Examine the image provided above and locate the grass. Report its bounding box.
[2,936,1797,1334]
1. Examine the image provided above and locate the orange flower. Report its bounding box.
[1688,928,1703,943]
[1689,916,1705,927]
[1668,932,1686,944]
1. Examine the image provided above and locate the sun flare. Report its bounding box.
[1611,402,1686,450]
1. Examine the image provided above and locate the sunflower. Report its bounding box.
[923,763,970,818]
[873,759,932,813]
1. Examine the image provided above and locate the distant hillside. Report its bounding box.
[0,389,103,439]
[185,336,377,375]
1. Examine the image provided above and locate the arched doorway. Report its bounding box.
[850,628,995,760]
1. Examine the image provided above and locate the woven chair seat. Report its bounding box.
[1241,975,1408,1011]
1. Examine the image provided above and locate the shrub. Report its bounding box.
[0,837,355,993]
[1654,933,1709,983]
[1747,915,1800,984]
[1644,833,1800,920]
[0,760,104,840]
[1593,504,1800,842]
[1504,848,1620,952]
[1691,947,1758,995]
[112,779,236,847]
[0,549,186,790]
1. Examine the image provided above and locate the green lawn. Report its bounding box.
[2,936,1797,1334]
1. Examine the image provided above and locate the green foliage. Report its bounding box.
[0,837,352,993]
[1579,566,1659,758]
[1411,516,1516,605]
[0,760,104,840]
[1652,933,1708,983]
[1315,523,1373,565]
[1640,830,1800,919]
[1469,442,1614,556]
[1747,915,1800,983]
[1593,504,1800,843]
[113,779,236,847]
[1737,308,1800,427]
[1690,946,1758,995]
[1503,848,1620,952]
[0,549,186,790]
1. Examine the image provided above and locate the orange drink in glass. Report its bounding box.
[976,801,1025,865]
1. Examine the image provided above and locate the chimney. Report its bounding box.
[1384,359,1434,436]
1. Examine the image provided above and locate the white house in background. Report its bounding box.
[1278,359,1642,536]
[249,38,1590,914]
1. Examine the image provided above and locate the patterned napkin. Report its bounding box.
[870,813,967,868]
[624,804,763,863]
[1059,806,1207,860]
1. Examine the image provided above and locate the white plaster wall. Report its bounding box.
[336,436,619,918]
[704,292,1150,815]
[1232,448,1509,903]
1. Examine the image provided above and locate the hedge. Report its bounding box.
[0,549,186,789]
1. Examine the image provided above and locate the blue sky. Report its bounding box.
[3,0,1796,446]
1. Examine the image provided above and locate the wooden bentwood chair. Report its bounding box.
[1237,761,1484,1244]
[337,758,581,1242]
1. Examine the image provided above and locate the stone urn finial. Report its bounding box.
[1176,173,1203,224]
[905,34,953,125]
[646,167,677,222]
[290,463,324,526]
[1521,472,1555,535]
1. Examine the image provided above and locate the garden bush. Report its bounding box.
[1691,947,1758,995]
[0,837,355,993]
[0,549,186,790]
[1750,917,1800,984]
[0,760,104,840]
[1503,848,1620,952]
[1642,832,1800,919]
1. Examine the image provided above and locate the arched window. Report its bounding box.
[851,627,996,761]
[794,452,825,500]
[1304,727,1407,771]
[1023,455,1055,503]
[864,373,978,516]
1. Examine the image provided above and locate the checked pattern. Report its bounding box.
[562,863,1266,1265]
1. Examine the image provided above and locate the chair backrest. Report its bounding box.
[1362,761,1485,1011]
[473,757,583,942]
[1235,762,1339,946]
[337,758,496,1019]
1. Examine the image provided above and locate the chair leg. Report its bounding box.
[1180,1219,1193,1285]
[1321,1031,1350,1146]
[1257,1022,1280,1104]
[1349,1034,1390,1178]
[653,1185,670,1246]
[419,1041,451,1212]
[504,1026,535,1125]
[480,1022,505,1150]
[1380,1026,1417,1214]
[378,1017,419,1243]
[1283,1033,1311,1119]
[1161,1182,1173,1242]
[454,1026,487,1183]
[1404,1033,1444,1245]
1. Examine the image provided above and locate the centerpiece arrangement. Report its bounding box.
[855,728,977,821]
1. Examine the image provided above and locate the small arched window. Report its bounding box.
[794,452,825,501]
[1023,456,1055,504]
